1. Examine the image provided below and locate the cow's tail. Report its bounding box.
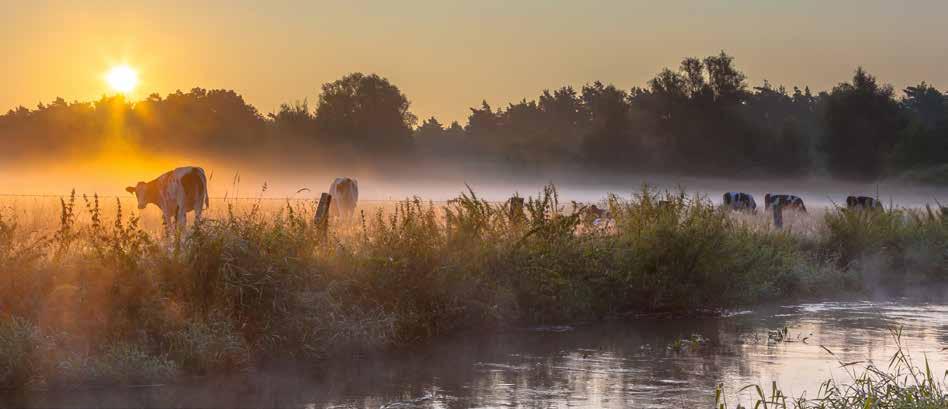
[199,167,210,209]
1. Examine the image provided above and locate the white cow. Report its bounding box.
[328,177,359,219]
[126,166,209,230]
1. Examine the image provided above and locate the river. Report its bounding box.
[4,300,947,408]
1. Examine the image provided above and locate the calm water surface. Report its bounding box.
[6,300,948,408]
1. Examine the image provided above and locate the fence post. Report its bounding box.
[772,203,784,229]
[508,196,525,224]
[314,193,332,240]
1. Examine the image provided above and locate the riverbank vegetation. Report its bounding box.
[0,186,946,389]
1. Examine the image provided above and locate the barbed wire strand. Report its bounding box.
[0,193,516,204]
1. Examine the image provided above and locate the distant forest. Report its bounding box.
[2,52,946,183]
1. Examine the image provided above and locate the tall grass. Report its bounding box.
[0,186,944,389]
[822,205,948,283]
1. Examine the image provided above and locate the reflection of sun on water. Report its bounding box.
[105,65,139,94]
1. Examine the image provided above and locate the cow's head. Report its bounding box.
[125,182,149,209]
[846,196,856,208]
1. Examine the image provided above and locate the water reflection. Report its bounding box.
[5,300,946,408]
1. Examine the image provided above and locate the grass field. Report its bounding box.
[0,185,945,390]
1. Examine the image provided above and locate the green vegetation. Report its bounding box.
[821,204,948,284]
[0,186,946,389]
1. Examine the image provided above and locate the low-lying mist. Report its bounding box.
[3,155,946,210]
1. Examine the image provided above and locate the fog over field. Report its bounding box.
[3,159,946,210]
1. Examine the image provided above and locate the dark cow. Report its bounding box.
[126,166,209,229]
[722,192,757,211]
[764,193,807,213]
[846,196,883,211]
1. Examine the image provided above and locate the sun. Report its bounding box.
[105,65,139,94]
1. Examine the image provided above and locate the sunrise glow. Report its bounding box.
[105,65,139,94]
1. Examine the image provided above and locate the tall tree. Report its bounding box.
[580,82,633,168]
[822,68,904,180]
[893,83,948,169]
[314,73,416,153]
[703,51,747,103]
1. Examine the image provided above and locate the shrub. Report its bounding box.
[51,343,177,387]
[168,317,250,375]
[822,206,948,283]
[0,316,44,388]
[593,188,806,313]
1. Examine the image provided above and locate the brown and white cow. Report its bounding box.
[329,177,359,219]
[126,166,209,230]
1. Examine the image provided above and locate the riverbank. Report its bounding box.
[1,186,946,390]
[2,301,946,408]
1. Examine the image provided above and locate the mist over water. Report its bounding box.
[4,300,945,408]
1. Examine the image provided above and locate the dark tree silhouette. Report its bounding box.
[580,81,632,168]
[823,68,905,180]
[893,83,948,170]
[1,59,946,183]
[314,73,416,154]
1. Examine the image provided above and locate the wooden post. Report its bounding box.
[314,193,332,240]
[772,203,784,229]
[508,196,525,224]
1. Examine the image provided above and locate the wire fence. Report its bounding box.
[0,193,511,204]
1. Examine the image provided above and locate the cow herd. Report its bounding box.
[125,166,360,231]
[127,166,892,232]
[722,191,883,213]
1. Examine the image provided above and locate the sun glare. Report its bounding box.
[105,65,139,94]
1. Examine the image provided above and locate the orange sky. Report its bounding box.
[4,1,948,123]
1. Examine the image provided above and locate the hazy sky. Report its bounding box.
[4,0,948,123]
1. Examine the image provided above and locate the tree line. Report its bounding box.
[2,53,946,182]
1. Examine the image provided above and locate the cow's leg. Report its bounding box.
[177,206,188,231]
[162,211,173,237]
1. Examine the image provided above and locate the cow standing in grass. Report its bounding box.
[765,193,807,213]
[126,166,209,231]
[846,196,883,210]
[329,177,359,220]
[723,192,757,212]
